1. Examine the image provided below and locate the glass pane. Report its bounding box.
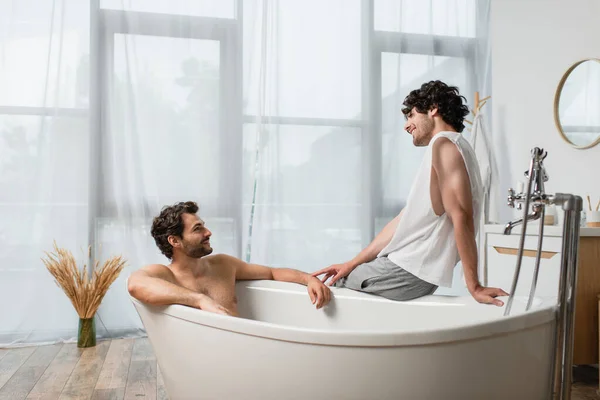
[0,0,90,108]
[100,0,235,18]
[380,52,468,213]
[0,115,89,204]
[244,204,362,270]
[243,124,361,205]
[242,124,362,269]
[243,0,361,119]
[375,0,476,37]
[107,34,221,206]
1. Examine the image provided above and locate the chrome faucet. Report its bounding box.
[503,205,542,235]
[500,146,583,400]
[504,147,550,235]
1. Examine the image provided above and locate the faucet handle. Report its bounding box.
[507,188,516,208]
[531,147,545,158]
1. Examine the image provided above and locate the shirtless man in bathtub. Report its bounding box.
[127,201,331,316]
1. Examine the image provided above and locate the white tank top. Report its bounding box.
[377,131,483,287]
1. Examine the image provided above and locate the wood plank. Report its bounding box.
[89,388,125,400]
[573,237,600,364]
[26,344,83,400]
[0,348,36,390]
[91,339,134,400]
[493,246,557,259]
[0,344,62,400]
[124,338,156,400]
[156,365,167,400]
[58,340,110,400]
[130,339,155,363]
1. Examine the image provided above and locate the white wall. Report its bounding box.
[491,0,600,223]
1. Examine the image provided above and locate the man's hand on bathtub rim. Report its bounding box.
[307,277,332,309]
[469,285,509,307]
[196,294,233,316]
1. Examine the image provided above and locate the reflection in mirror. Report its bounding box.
[556,59,600,148]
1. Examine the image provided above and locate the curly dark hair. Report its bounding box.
[401,80,470,133]
[151,201,199,259]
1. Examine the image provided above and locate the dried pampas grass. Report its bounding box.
[42,241,127,319]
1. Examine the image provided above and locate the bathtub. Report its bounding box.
[130,280,558,400]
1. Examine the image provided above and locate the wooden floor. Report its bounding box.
[0,337,597,399]
[0,338,166,400]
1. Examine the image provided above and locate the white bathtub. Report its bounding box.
[130,280,558,400]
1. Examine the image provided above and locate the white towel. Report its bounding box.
[469,112,500,224]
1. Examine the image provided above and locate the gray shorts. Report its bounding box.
[334,256,438,301]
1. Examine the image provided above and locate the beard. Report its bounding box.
[412,118,435,146]
[181,239,213,258]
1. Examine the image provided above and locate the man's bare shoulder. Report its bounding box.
[204,254,243,267]
[139,263,170,271]
[432,136,459,155]
[432,136,463,169]
[136,263,175,279]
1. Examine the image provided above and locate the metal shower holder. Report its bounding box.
[502,147,582,400]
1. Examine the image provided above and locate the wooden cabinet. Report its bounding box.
[485,233,562,298]
[483,224,600,365]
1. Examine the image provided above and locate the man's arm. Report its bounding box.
[127,264,231,315]
[432,138,508,306]
[216,254,331,309]
[312,209,404,285]
[348,209,404,268]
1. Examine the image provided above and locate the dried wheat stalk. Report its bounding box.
[42,241,127,319]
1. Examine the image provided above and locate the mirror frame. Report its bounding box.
[553,58,600,150]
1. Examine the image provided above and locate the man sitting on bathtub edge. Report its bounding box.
[128,201,332,317]
[313,80,508,307]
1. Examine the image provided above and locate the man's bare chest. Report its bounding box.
[177,274,237,306]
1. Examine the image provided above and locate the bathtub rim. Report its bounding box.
[130,280,557,347]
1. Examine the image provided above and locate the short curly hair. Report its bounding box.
[151,201,199,259]
[402,80,470,133]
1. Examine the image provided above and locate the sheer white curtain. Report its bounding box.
[92,0,241,339]
[0,0,491,347]
[243,0,492,275]
[0,0,91,346]
[242,0,364,269]
[374,0,492,294]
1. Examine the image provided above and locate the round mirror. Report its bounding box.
[554,58,600,149]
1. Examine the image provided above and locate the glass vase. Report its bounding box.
[78,316,96,348]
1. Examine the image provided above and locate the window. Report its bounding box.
[95,6,241,256]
